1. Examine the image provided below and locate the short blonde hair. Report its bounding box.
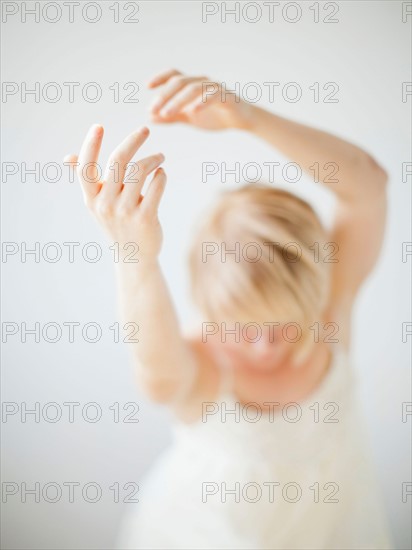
[188,184,331,364]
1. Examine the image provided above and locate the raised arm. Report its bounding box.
[244,108,388,345]
[66,125,196,403]
[148,70,388,346]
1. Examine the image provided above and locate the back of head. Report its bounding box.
[188,183,331,362]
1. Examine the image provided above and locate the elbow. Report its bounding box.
[136,372,179,404]
[363,153,388,189]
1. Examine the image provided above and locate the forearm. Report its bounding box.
[146,69,386,200]
[115,259,193,399]
[68,123,193,403]
[246,106,387,201]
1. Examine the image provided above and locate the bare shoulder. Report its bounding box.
[322,302,352,352]
[173,336,221,422]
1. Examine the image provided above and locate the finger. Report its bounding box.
[150,112,187,124]
[65,154,88,192]
[77,124,104,198]
[183,86,222,115]
[119,153,165,206]
[150,75,207,115]
[64,154,78,164]
[159,82,203,118]
[141,167,167,217]
[154,89,214,124]
[64,154,85,190]
[147,68,182,89]
[185,94,213,114]
[102,126,150,199]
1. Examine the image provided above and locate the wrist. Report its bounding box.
[115,254,159,272]
[238,104,273,134]
[107,234,162,264]
[114,242,159,272]
[232,102,258,132]
[115,256,161,297]
[236,102,267,134]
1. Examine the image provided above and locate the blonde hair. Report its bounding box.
[188,183,331,365]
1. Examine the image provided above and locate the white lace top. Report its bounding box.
[117,344,392,549]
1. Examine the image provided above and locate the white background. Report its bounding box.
[1,1,411,548]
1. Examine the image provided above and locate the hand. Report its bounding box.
[148,69,254,131]
[65,125,166,260]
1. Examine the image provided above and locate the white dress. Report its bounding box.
[117,345,393,549]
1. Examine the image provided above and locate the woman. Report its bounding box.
[66,69,392,549]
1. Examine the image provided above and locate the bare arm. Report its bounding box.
[247,107,388,343]
[115,259,196,401]
[67,125,196,402]
[148,70,389,346]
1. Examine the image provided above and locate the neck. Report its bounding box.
[228,343,334,408]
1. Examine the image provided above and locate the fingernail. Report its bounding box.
[150,99,162,112]
[90,124,103,136]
